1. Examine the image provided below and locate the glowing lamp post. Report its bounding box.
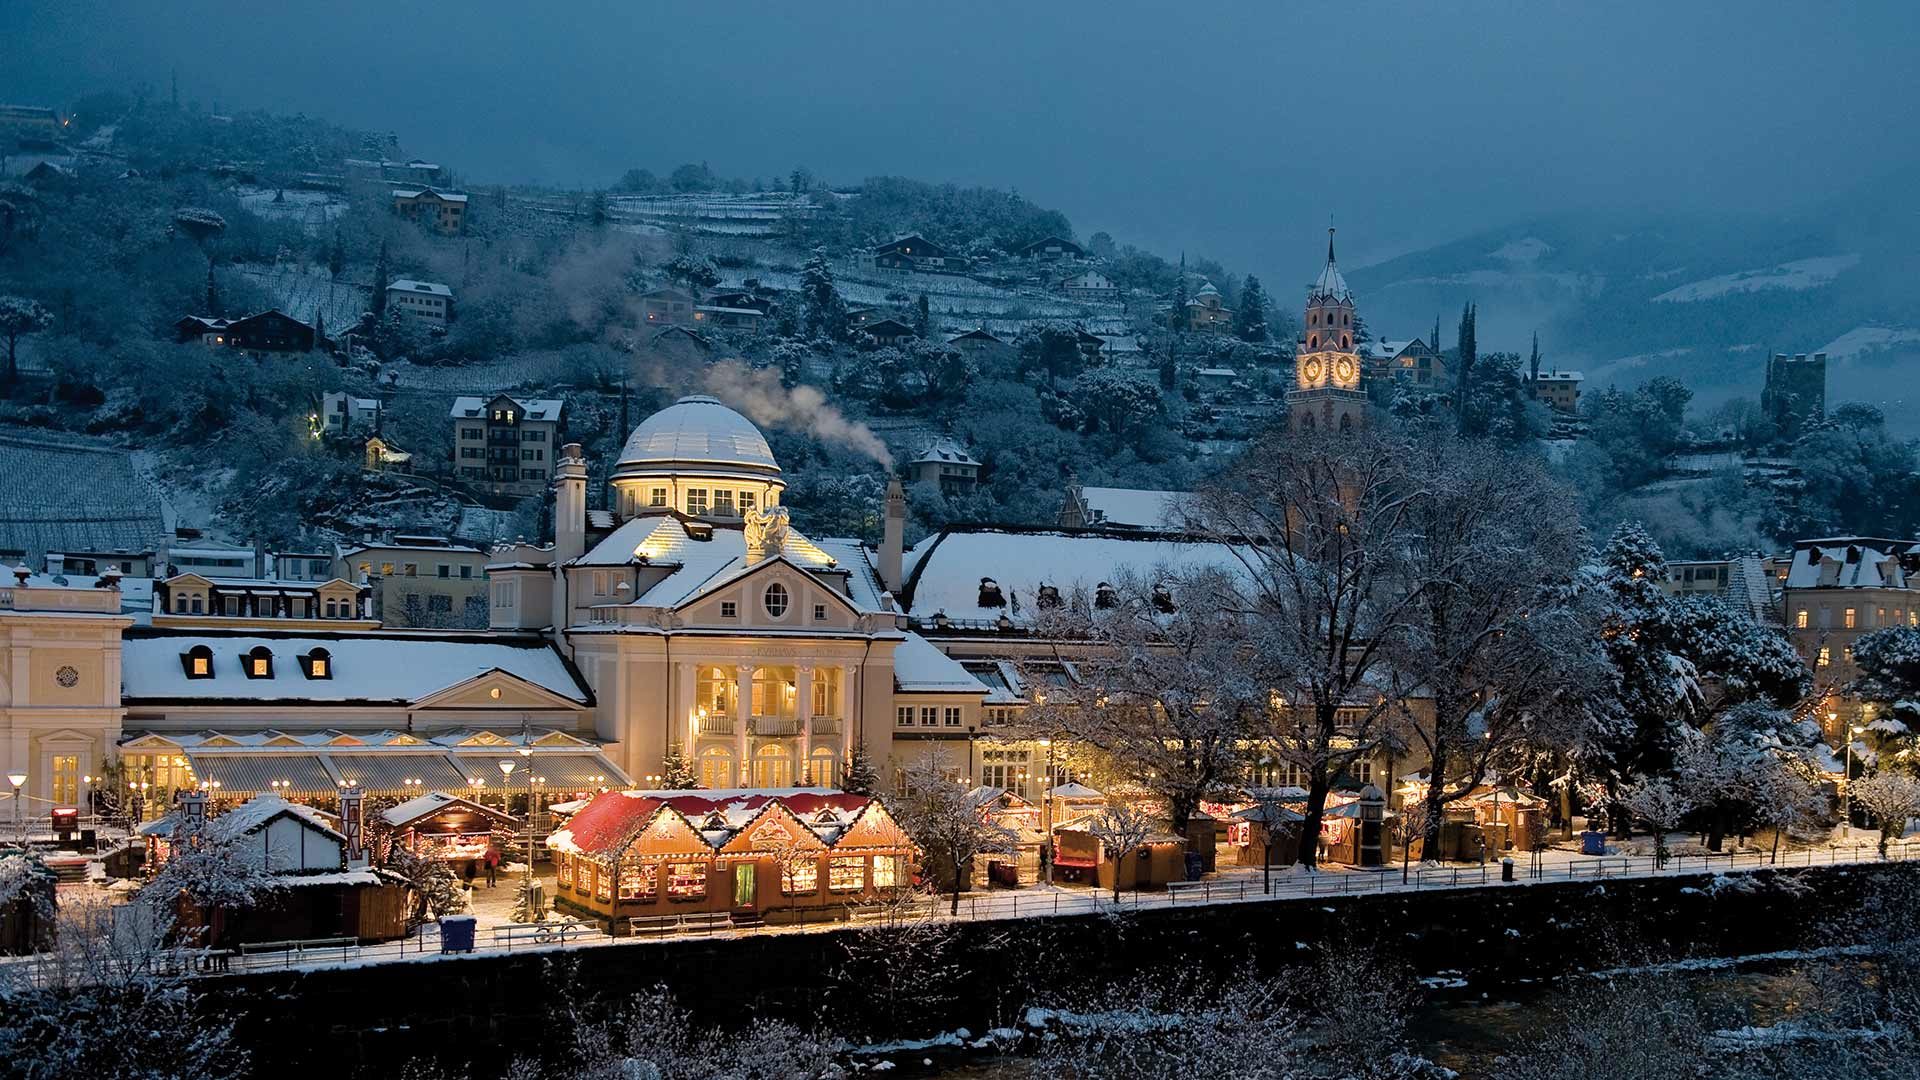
[6,772,24,841]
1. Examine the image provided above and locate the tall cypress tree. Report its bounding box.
[1455,303,1478,433]
[370,240,390,318]
[1529,330,1542,384]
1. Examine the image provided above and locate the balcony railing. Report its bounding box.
[750,716,802,737]
[810,716,842,735]
[698,717,736,737]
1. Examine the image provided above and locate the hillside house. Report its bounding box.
[1531,369,1583,413]
[387,279,453,326]
[1364,337,1447,394]
[338,535,490,629]
[322,392,382,434]
[450,394,566,498]
[908,437,982,494]
[391,188,468,234]
[1057,269,1117,300]
[639,287,700,327]
[946,327,1013,368]
[1781,537,1920,742]
[871,234,969,274]
[0,105,65,146]
[175,310,319,353]
[1184,282,1231,332]
[861,317,917,346]
[1019,236,1086,263]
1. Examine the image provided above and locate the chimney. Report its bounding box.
[880,477,906,594]
[553,443,588,565]
[253,537,267,579]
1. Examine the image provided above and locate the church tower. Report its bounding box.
[1288,227,1368,433]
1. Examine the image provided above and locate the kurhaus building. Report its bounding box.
[2,243,1403,817]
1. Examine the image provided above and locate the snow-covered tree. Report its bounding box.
[661,253,720,291]
[1385,433,1605,859]
[1186,426,1428,868]
[1620,776,1692,867]
[1027,569,1258,839]
[1851,772,1920,857]
[1087,802,1159,902]
[1235,274,1270,342]
[1745,752,1828,863]
[840,739,879,796]
[658,747,700,789]
[1853,625,1920,752]
[138,814,285,945]
[0,295,53,384]
[798,254,847,342]
[382,842,469,929]
[886,751,1017,915]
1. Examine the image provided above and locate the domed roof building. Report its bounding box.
[608,395,786,521]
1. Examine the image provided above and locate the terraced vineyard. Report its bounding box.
[0,431,167,561]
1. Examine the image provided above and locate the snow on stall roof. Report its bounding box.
[141,794,343,842]
[893,632,990,694]
[121,631,590,703]
[903,527,1230,622]
[549,787,875,856]
[1048,782,1105,800]
[380,791,509,828]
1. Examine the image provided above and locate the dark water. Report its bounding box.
[888,954,1858,1079]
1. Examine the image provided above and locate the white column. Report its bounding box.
[795,665,814,781]
[735,665,753,785]
[676,663,697,750]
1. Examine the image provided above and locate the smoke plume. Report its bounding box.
[699,361,893,466]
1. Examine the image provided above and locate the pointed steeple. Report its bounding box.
[1327,224,1337,266]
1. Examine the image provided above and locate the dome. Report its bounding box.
[615,395,779,475]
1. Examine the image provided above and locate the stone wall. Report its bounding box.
[204,862,1918,1073]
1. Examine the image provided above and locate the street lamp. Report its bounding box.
[1845,724,1867,829]
[1039,739,1055,887]
[6,772,24,841]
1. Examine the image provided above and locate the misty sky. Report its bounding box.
[10,1,1918,284]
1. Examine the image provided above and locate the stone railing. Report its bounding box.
[750,716,802,737]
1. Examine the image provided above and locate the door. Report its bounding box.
[732,863,757,909]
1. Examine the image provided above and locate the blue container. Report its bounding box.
[439,914,477,953]
[1580,830,1606,856]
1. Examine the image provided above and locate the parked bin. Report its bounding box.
[1580,830,1606,856]
[439,914,477,953]
[1501,857,1515,882]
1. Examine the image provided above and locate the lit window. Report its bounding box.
[1795,610,1809,629]
[1818,646,1831,667]
[686,489,709,515]
[828,856,864,892]
[781,857,818,895]
[1845,608,1857,629]
[872,855,901,889]
[618,861,657,901]
[666,862,706,899]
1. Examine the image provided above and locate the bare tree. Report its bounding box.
[137,814,286,946]
[1186,426,1428,868]
[1025,568,1258,839]
[1851,773,1920,858]
[1620,777,1692,867]
[1384,434,1605,859]
[886,751,1017,915]
[1087,802,1158,902]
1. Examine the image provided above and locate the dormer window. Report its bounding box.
[1037,585,1062,609]
[978,578,1005,608]
[300,648,331,680]
[244,646,274,679]
[184,644,214,679]
[1152,583,1176,614]
[1095,582,1117,609]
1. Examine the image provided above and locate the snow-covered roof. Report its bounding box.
[120,630,591,704]
[892,632,990,695]
[448,395,564,421]
[900,527,1233,626]
[1535,370,1584,383]
[1195,367,1238,378]
[1049,781,1105,800]
[381,791,515,829]
[911,437,981,468]
[1077,487,1186,529]
[615,395,778,473]
[573,514,852,604]
[1784,538,1918,591]
[547,788,893,859]
[391,188,468,203]
[387,278,452,297]
[140,794,343,843]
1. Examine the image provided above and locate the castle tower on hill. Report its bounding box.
[1288,227,1369,434]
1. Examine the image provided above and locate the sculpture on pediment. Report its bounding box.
[745,505,791,562]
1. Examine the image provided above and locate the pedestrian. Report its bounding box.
[485,844,500,888]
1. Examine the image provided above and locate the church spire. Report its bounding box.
[1327,224,1337,267]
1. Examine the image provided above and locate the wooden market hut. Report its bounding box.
[971,787,1045,887]
[547,788,915,930]
[1052,813,1188,893]
[378,791,520,873]
[1227,803,1304,868]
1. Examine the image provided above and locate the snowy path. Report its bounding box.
[15,837,1904,986]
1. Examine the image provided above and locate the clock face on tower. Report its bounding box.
[1333,356,1358,388]
[1299,355,1325,389]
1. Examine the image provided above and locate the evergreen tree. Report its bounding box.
[841,739,879,795]
[370,240,390,318]
[1529,330,1542,384]
[659,747,700,789]
[1159,347,1177,391]
[0,296,53,385]
[327,228,344,278]
[587,190,609,228]
[914,293,931,338]
[799,254,848,342]
[312,309,325,349]
[1455,303,1477,433]
[205,262,219,315]
[1235,275,1270,342]
[1168,254,1189,333]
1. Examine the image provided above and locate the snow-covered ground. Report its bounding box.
[236,262,369,329]
[1653,253,1861,303]
[1816,324,1920,359]
[235,186,350,233]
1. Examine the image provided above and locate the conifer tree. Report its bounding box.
[1455,302,1477,432]
[659,747,700,789]
[327,228,344,278]
[1529,330,1542,385]
[1235,275,1270,342]
[841,740,880,796]
[915,293,931,338]
[370,240,390,318]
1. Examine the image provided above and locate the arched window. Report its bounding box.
[753,744,793,787]
[243,646,274,679]
[301,648,332,679]
[808,748,838,786]
[763,582,789,618]
[695,667,733,722]
[699,746,735,790]
[1308,335,1317,349]
[183,644,215,679]
[751,667,795,719]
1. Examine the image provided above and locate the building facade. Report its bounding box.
[450,394,565,498]
[337,536,489,629]
[391,188,468,234]
[387,279,453,326]
[1780,538,1919,739]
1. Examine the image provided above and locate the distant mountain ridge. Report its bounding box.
[1344,176,1920,429]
